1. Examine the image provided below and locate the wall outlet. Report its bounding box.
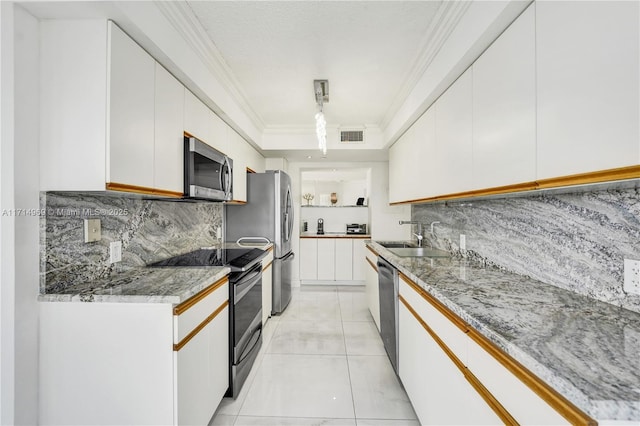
[84,218,101,243]
[459,234,466,251]
[216,226,222,240]
[624,258,640,295]
[110,241,122,264]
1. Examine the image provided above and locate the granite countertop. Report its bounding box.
[38,266,230,304]
[368,241,640,422]
[39,242,274,304]
[300,232,371,238]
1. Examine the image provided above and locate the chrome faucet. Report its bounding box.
[399,220,424,247]
[430,221,441,235]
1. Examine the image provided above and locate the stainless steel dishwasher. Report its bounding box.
[377,256,399,373]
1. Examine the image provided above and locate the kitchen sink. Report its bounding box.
[376,241,450,258]
[377,241,417,248]
[387,247,450,258]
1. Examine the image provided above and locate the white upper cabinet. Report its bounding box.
[434,68,473,195]
[107,21,155,189]
[227,130,248,203]
[472,4,536,189]
[154,64,184,194]
[412,107,437,198]
[40,20,109,191]
[184,90,213,145]
[389,126,417,204]
[40,21,186,196]
[536,0,640,179]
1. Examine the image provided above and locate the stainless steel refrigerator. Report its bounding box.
[225,170,294,314]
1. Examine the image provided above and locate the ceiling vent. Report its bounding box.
[340,129,365,144]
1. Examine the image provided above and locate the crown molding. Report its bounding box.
[154,0,266,131]
[379,0,471,131]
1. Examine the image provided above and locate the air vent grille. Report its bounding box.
[340,130,364,143]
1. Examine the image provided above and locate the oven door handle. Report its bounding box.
[237,325,262,365]
[234,269,262,303]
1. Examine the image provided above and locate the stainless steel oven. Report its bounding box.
[227,262,262,398]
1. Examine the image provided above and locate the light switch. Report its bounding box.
[84,218,101,243]
[110,241,122,264]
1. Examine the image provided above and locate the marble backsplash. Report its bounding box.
[412,186,640,313]
[41,192,223,293]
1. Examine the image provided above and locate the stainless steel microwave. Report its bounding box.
[184,136,233,201]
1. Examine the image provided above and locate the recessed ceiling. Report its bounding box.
[186,1,443,129]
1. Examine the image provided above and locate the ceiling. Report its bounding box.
[186,1,443,130]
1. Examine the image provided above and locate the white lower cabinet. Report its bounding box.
[398,278,500,425]
[299,238,318,280]
[39,278,229,426]
[262,249,274,324]
[300,238,367,283]
[364,245,380,330]
[398,274,579,425]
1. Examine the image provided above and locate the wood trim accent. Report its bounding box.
[266,246,274,253]
[389,165,640,205]
[536,164,640,189]
[366,257,378,272]
[366,245,379,257]
[399,295,518,425]
[263,260,274,271]
[183,131,194,138]
[390,181,537,205]
[400,273,597,426]
[225,200,247,205]
[174,300,228,351]
[246,167,256,174]
[106,182,183,198]
[173,276,228,316]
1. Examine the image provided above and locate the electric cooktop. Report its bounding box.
[150,248,265,272]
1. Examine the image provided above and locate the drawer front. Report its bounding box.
[365,244,378,264]
[174,278,228,344]
[398,274,468,366]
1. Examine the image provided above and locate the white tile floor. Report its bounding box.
[209,285,419,426]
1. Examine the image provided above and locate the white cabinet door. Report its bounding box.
[246,143,266,174]
[154,63,184,195]
[299,239,318,280]
[412,106,437,198]
[364,248,380,331]
[466,335,568,425]
[317,239,336,280]
[262,251,274,324]
[536,0,640,179]
[209,110,228,153]
[107,22,155,188]
[472,4,536,189]
[40,20,108,191]
[176,322,212,426]
[352,240,366,281]
[334,239,353,281]
[389,125,419,203]
[208,305,230,410]
[228,130,248,203]
[184,90,213,144]
[434,68,473,196]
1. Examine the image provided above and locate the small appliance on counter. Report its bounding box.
[317,218,324,235]
[346,223,367,235]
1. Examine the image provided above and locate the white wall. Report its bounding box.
[300,207,369,234]
[0,2,16,423]
[288,160,410,286]
[0,4,40,424]
[13,6,40,424]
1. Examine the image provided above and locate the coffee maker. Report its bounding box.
[317,218,324,235]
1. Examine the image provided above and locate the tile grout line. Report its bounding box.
[337,286,359,423]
